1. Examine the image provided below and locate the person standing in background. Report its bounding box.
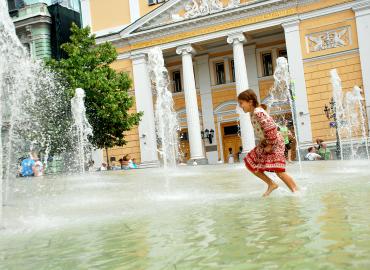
[318,143,332,160]
[237,146,243,162]
[279,120,293,163]
[227,148,234,164]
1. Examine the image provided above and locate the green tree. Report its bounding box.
[47,23,142,157]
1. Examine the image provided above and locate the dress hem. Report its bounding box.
[244,156,286,173]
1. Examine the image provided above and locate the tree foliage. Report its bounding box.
[47,23,142,149]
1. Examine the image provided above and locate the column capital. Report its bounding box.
[131,53,147,63]
[227,32,246,45]
[353,0,370,16]
[282,20,300,33]
[176,44,196,56]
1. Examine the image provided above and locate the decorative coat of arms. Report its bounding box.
[306,26,351,53]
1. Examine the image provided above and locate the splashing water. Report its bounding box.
[344,85,370,159]
[147,47,180,168]
[0,0,89,217]
[71,88,93,173]
[352,86,370,159]
[266,57,302,173]
[330,69,345,160]
[330,70,369,160]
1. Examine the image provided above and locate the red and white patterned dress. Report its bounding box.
[244,107,286,173]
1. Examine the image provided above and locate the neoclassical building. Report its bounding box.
[8,0,81,59]
[82,0,370,166]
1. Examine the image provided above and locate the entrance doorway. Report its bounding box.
[221,122,242,163]
[179,129,190,162]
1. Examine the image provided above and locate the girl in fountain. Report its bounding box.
[238,89,298,197]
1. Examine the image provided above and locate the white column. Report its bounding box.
[80,0,92,28]
[283,20,313,143]
[131,54,159,165]
[176,45,205,161]
[245,44,260,101]
[227,32,256,153]
[129,0,141,23]
[353,1,370,129]
[197,54,219,164]
[91,149,103,169]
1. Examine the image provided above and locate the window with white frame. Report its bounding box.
[148,0,166,6]
[172,70,182,93]
[215,62,226,85]
[261,52,273,77]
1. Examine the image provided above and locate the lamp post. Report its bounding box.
[324,98,341,159]
[201,128,215,144]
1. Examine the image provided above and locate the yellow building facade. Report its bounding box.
[81,0,370,166]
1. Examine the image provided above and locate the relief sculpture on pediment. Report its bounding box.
[172,0,241,21]
[306,26,351,53]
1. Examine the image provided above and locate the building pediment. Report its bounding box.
[96,0,356,54]
[137,0,244,32]
[116,0,295,40]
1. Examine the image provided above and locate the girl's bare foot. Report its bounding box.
[263,183,278,197]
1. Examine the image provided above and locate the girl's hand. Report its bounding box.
[264,144,273,153]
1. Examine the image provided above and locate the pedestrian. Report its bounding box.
[279,120,293,163]
[227,148,234,164]
[20,154,36,177]
[238,89,298,197]
[316,138,324,151]
[237,146,243,162]
[32,154,44,177]
[129,158,138,169]
[305,147,322,161]
[121,155,130,170]
[100,163,108,171]
[318,143,332,160]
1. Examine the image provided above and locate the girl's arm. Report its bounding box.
[254,109,279,146]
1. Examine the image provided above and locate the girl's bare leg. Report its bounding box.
[276,172,297,192]
[288,149,292,163]
[251,171,279,197]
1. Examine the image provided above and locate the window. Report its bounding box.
[224,125,239,136]
[7,0,16,11]
[148,0,166,5]
[262,52,273,77]
[278,49,287,59]
[172,70,182,93]
[215,62,226,85]
[231,60,235,82]
[7,0,24,11]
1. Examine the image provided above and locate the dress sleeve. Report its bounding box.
[254,109,279,145]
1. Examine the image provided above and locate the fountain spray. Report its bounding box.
[345,86,370,159]
[268,57,302,174]
[353,86,370,160]
[71,88,93,173]
[330,69,345,160]
[147,47,180,169]
[0,0,91,220]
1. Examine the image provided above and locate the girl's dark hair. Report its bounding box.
[238,89,259,107]
[260,104,268,110]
